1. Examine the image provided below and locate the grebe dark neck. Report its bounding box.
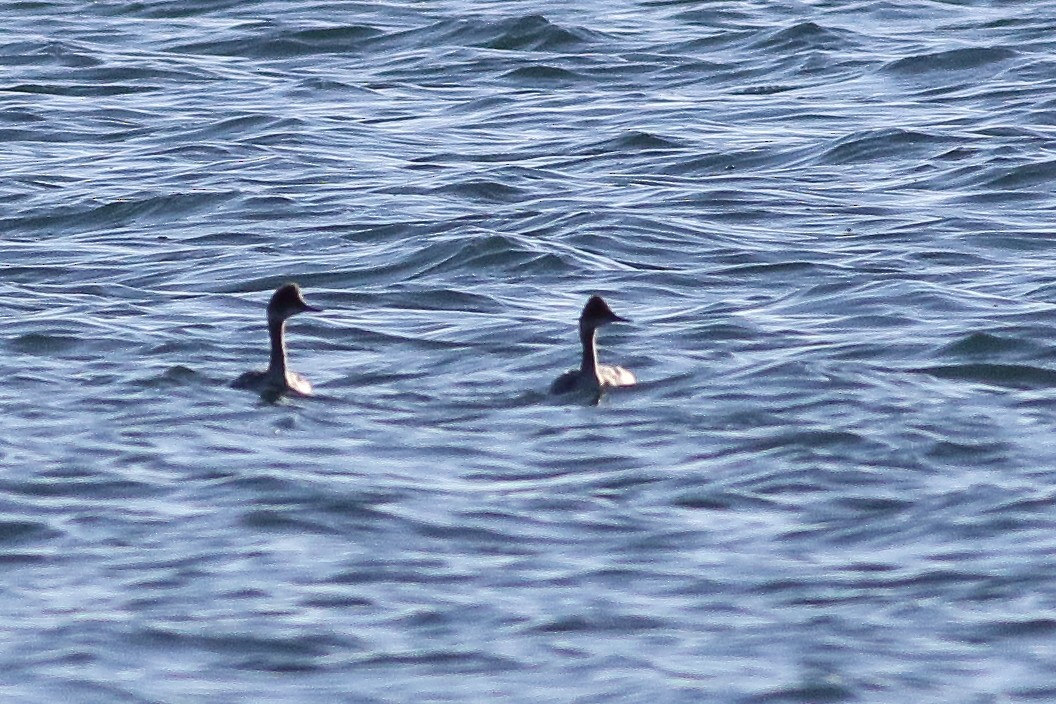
[267,316,290,379]
[579,319,600,380]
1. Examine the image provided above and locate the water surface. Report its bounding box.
[4,1,1056,701]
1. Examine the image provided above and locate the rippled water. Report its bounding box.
[5,1,1056,701]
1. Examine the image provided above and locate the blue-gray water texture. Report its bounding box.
[4,1,1056,702]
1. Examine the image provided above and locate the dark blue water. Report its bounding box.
[4,1,1056,701]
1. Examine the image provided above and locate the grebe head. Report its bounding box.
[580,295,628,331]
[267,283,321,323]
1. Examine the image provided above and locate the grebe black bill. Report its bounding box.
[231,283,321,400]
[549,295,636,396]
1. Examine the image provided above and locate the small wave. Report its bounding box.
[982,159,1056,190]
[939,332,1032,358]
[966,618,1056,645]
[173,23,383,59]
[529,612,668,634]
[1,191,238,236]
[578,130,686,155]
[0,107,44,124]
[357,648,522,673]
[240,508,339,535]
[915,363,1056,389]
[818,128,955,165]
[191,114,296,140]
[405,15,598,53]
[430,179,528,203]
[884,46,1017,75]
[0,39,101,69]
[132,365,204,389]
[479,14,597,52]
[715,260,821,277]
[750,21,854,52]
[0,519,59,545]
[109,1,245,19]
[138,626,342,673]
[8,333,81,354]
[735,83,798,95]
[413,232,543,276]
[500,64,583,83]
[2,82,153,97]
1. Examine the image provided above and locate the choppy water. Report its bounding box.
[5,1,1056,701]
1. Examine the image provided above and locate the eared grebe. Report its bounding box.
[550,295,636,396]
[232,283,321,398]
